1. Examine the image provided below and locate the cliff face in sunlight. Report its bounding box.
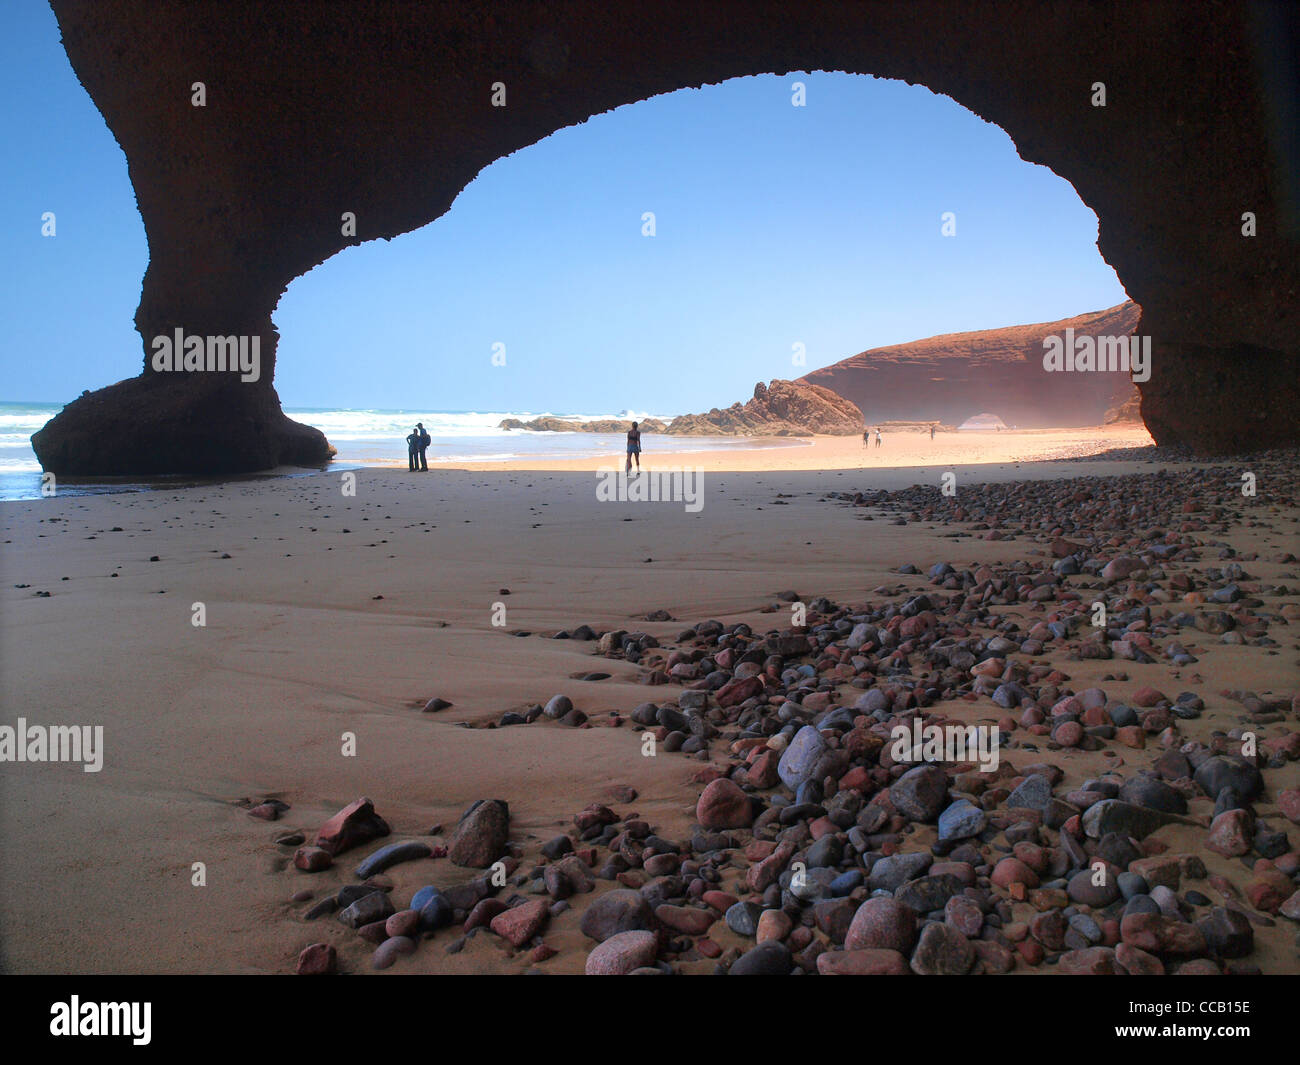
[34,1,1299,472]
[802,303,1143,429]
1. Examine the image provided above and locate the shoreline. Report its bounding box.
[0,426,1157,501]
[422,425,1157,474]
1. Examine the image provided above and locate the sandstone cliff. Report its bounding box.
[801,302,1143,429]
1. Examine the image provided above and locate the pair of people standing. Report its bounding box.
[406,422,430,471]
[862,427,882,449]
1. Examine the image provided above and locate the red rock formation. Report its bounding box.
[1105,391,1144,424]
[802,302,1142,428]
[32,1,1299,471]
[666,379,864,436]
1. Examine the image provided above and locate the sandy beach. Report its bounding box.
[454,425,1157,474]
[1,425,1297,975]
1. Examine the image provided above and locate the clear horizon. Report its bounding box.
[2,0,1129,413]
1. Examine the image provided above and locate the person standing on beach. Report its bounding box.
[416,422,430,472]
[875,428,882,449]
[863,428,870,449]
[626,421,642,473]
[406,427,420,471]
[930,424,936,441]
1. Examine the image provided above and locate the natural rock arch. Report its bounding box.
[34,0,1298,473]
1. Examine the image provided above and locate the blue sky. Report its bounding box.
[2,1,1129,415]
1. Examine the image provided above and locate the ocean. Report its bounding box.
[0,402,804,500]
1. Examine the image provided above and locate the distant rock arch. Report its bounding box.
[957,413,1009,432]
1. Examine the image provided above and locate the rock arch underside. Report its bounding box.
[34,0,1299,473]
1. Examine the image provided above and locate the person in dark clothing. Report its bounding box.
[626,421,642,473]
[406,427,420,471]
[416,422,430,471]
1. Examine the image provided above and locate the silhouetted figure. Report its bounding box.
[417,422,430,471]
[930,424,936,440]
[406,427,420,471]
[626,421,642,473]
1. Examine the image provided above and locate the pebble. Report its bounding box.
[1057,946,1119,974]
[695,778,753,830]
[490,899,550,947]
[910,923,975,975]
[371,935,416,970]
[586,930,659,975]
[846,896,916,953]
[295,943,337,975]
[937,799,987,842]
[580,889,655,941]
[338,891,395,929]
[817,948,911,975]
[1066,868,1121,907]
[418,892,454,931]
[464,897,508,932]
[385,909,421,938]
[448,799,510,868]
[293,846,332,873]
[888,764,949,822]
[355,840,432,879]
[776,725,826,789]
[869,852,933,892]
[725,901,763,938]
[728,941,793,975]
[1195,907,1254,957]
[315,796,391,857]
[657,903,715,936]
[1194,757,1263,802]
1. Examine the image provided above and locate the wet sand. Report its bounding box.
[1,424,1296,974]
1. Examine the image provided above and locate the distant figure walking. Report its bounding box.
[626,421,642,473]
[875,428,882,449]
[930,424,936,440]
[416,422,430,471]
[863,428,870,449]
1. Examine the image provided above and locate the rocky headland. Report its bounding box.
[663,380,863,437]
[802,302,1143,430]
[500,380,863,438]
